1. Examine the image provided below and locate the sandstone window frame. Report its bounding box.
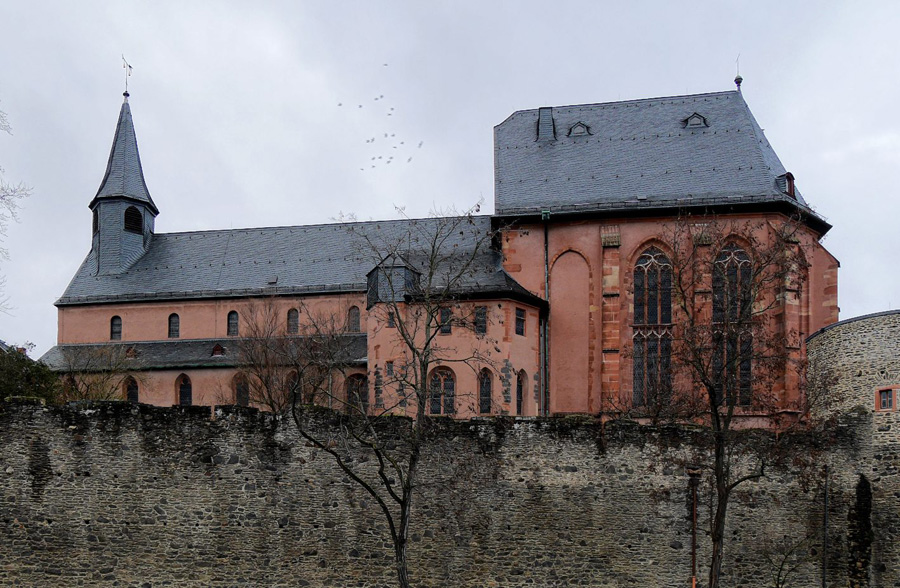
[876,387,897,412]
[287,308,299,334]
[110,315,123,341]
[474,306,487,335]
[177,374,192,406]
[227,310,239,337]
[515,308,526,336]
[632,246,673,408]
[516,370,527,416]
[478,368,493,414]
[124,376,139,403]
[347,306,361,333]
[168,313,180,339]
[428,367,455,415]
[712,243,753,407]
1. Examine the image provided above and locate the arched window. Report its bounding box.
[124,206,142,234]
[516,370,527,416]
[177,374,192,406]
[713,244,753,406]
[478,369,492,414]
[110,316,122,341]
[347,306,361,333]
[168,313,180,339]
[227,311,239,336]
[233,374,250,407]
[428,368,455,415]
[287,308,299,334]
[124,377,139,403]
[345,374,369,415]
[632,247,672,407]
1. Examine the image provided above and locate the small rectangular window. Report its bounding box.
[387,311,396,328]
[515,308,526,336]
[878,389,895,411]
[439,308,452,334]
[386,361,394,377]
[474,306,487,335]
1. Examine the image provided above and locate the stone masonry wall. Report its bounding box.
[808,310,900,588]
[0,399,884,587]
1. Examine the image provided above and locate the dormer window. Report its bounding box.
[683,113,709,128]
[775,172,796,199]
[567,122,592,137]
[212,344,225,357]
[124,206,143,234]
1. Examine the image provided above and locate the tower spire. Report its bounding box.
[89,96,158,215]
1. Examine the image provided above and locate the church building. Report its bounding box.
[42,82,839,419]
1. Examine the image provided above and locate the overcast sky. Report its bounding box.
[1,1,897,356]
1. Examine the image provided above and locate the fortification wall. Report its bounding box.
[808,310,900,587]
[0,399,886,587]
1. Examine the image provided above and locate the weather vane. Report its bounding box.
[734,53,743,91]
[122,55,133,95]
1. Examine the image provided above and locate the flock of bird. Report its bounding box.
[335,64,425,172]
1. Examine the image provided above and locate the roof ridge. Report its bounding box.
[153,214,493,239]
[497,90,739,125]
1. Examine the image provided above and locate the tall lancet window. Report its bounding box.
[712,244,753,406]
[632,247,672,408]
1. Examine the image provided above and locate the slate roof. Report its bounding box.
[57,215,541,307]
[89,96,158,215]
[494,91,816,219]
[40,334,368,371]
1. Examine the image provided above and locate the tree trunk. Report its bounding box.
[708,432,729,588]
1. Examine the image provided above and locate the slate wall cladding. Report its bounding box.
[0,400,888,587]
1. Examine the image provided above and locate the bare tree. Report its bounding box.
[236,298,358,413]
[57,345,138,401]
[620,214,814,588]
[0,106,30,308]
[287,204,499,588]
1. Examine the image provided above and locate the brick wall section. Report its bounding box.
[0,400,885,587]
[808,310,900,587]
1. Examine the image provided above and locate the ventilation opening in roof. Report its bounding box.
[683,113,709,128]
[124,206,143,234]
[567,122,592,137]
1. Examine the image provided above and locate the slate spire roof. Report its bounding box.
[89,93,158,215]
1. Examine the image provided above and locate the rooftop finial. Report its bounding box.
[122,55,133,100]
[734,54,743,92]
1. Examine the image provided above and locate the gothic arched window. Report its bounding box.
[712,244,753,406]
[516,370,527,416]
[287,308,299,334]
[177,374,192,406]
[124,377,139,403]
[428,368,455,415]
[110,316,122,341]
[632,247,672,408]
[478,369,492,414]
[168,313,180,339]
[227,311,239,337]
[347,306,361,333]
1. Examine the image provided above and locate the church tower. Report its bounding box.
[89,92,158,275]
